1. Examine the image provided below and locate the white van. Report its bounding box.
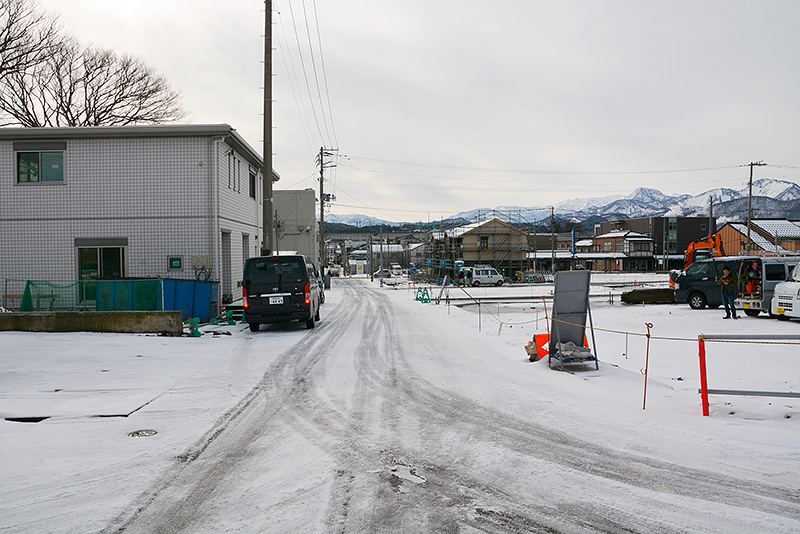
[771,264,800,320]
[390,263,402,276]
[735,256,798,317]
[468,265,504,286]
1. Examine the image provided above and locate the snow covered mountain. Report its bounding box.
[325,178,800,227]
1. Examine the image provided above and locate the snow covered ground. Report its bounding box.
[1,273,798,533]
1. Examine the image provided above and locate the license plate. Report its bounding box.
[743,303,750,309]
[777,307,785,315]
[269,296,284,305]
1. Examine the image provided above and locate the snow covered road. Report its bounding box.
[108,278,799,533]
[2,276,799,533]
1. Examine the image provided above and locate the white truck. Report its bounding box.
[771,264,800,320]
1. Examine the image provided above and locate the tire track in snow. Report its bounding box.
[105,279,800,533]
[267,281,800,532]
[103,285,365,533]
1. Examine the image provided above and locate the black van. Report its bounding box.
[243,255,321,332]
[673,256,751,309]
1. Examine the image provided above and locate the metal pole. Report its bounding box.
[642,322,653,410]
[261,0,274,255]
[747,163,753,252]
[746,161,766,252]
[319,146,325,267]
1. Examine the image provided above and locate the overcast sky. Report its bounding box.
[39,1,800,222]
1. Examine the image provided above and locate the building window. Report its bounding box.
[227,152,232,189]
[76,244,126,302]
[603,241,612,252]
[249,171,256,199]
[17,151,64,183]
[480,236,489,250]
[237,159,241,192]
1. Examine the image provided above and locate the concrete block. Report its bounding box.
[0,311,183,335]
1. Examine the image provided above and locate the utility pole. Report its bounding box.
[709,197,713,238]
[318,147,337,268]
[746,161,766,252]
[550,207,556,273]
[261,0,274,256]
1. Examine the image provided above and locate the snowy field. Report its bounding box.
[1,273,799,533]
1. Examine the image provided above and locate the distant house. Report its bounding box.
[0,124,276,310]
[430,218,528,276]
[592,231,654,271]
[717,220,800,255]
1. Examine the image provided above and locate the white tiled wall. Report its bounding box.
[0,134,263,305]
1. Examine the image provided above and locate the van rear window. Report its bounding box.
[246,258,305,284]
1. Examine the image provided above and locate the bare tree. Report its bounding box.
[0,0,59,78]
[0,0,186,127]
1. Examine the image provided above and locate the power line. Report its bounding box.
[343,155,745,176]
[301,0,334,147]
[273,2,315,153]
[311,0,338,148]
[284,0,327,144]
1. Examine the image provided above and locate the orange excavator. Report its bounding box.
[683,233,725,269]
[669,233,725,288]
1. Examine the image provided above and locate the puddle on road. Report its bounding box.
[389,464,426,493]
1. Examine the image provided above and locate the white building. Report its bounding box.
[274,189,319,264]
[0,124,277,309]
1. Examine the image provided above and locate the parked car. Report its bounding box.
[373,269,392,278]
[468,265,504,286]
[674,256,747,309]
[735,256,798,317]
[674,258,722,309]
[242,254,321,332]
[771,264,800,320]
[315,267,325,304]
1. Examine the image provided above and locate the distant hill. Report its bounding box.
[324,178,800,230]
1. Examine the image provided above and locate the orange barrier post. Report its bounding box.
[698,335,710,416]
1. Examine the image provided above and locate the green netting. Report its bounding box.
[19,280,161,312]
[96,280,160,311]
[19,280,94,311]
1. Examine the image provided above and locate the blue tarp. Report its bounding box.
[161,279,217,322]
[93,279,217,322]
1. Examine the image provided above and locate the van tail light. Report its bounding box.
[243,287,249,309]
[304,283,311,305]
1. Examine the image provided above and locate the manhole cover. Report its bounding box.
[128,429,158,438]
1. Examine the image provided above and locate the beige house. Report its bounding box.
[431,218,529,275]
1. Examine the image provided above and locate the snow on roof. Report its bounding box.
[752,220,800,239]
[575,239,594,247]
[527,250,628,259]
[594,230,649,239]
[729,223,789,253]
[432,218,526,240]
